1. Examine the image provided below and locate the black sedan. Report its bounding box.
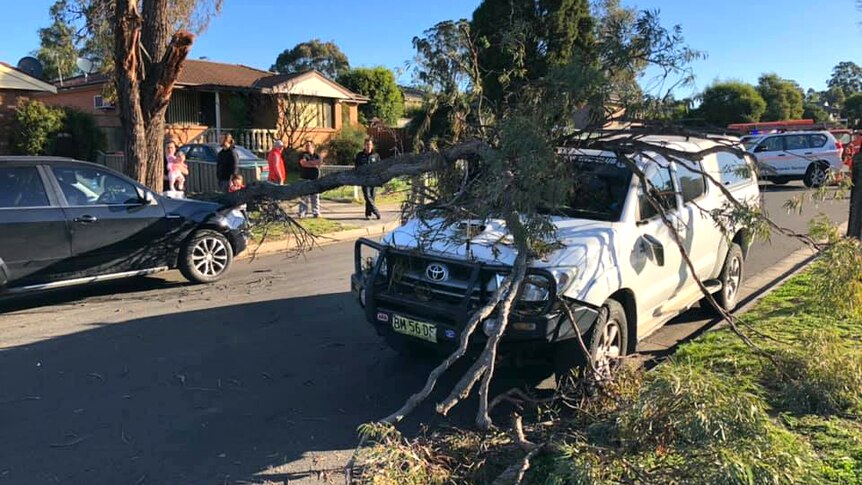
[0,157,247,295]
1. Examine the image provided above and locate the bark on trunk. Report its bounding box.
[848,159,862,239]
[114,0,193,191]
[114,0,148,183]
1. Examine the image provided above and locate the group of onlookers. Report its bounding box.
[164,134,382,219]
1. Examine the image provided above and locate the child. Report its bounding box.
[228,173,244,192]
[167,151,189,191]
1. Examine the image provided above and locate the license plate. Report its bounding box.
[392,314,437,343]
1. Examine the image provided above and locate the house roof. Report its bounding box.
[0,62,57,93]
[254,69,369,102]
[51,59,366,102]
[177,59,273,88]
[399,85,425,101]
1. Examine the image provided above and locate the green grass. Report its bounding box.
[247,211,356,242]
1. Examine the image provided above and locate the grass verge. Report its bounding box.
[354,266,862,484]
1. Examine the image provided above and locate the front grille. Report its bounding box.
[384,253,491,307]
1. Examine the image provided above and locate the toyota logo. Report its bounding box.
[425,263,449,282]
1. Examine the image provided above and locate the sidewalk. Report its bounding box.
[240,200,402,258]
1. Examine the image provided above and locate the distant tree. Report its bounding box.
[270,39,350,78]
[824,85,847,111]
[756,73,804,121]
[35,2,79,81]
[844,93,862,127]
[697,81,766,126]
[827,61,862,96]
[337,67,405,125]
[471,0,594,107]
[803,103,830,123]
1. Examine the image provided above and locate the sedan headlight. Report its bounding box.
[223,208,246,229]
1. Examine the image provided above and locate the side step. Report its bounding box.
[702,279,723,293]
[2,267,170,295]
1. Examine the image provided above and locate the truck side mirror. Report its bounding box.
[754,145,768,153]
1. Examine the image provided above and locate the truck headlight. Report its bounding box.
[521,269,577,302]
[521,275,551,302]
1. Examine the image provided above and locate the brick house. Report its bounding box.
[0,62,57,155]
[39,59,367,154]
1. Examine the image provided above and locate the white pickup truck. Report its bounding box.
[352,136,760,375]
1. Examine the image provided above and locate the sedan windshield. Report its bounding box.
[540,154,633,221]
[741,137,762,151]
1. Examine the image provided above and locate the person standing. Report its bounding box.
[267,140,286,185]
[298,140,322,218]
[216,134,240,192]
[355,138,381,220]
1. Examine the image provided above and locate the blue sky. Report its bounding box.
[1,0,860,96]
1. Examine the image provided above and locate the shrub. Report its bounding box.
[766,331,862,416]
[62,108,106,161]
[323,125,367,165]
[9,100,106,161]
[10,99,65,155]
[808,236,862,319]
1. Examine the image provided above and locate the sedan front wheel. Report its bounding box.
[179,229,234,284]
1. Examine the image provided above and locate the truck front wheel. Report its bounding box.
[553,299,629,383]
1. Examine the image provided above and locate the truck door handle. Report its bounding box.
[74,215,98,223]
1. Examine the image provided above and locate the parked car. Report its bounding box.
[743,130,843,187]
[351,136,760,376]
[0,157,247,296]
[178,143,270,181]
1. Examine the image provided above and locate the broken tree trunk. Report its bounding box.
[114,0,194,191]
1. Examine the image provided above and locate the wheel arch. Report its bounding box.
[608,288,637,353]
[732,230,751,259]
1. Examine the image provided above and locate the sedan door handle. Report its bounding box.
[777,154,786,157]
[74,215,98,223]
[804,152,813,155]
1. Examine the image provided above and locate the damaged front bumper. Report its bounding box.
[350,238,600,351]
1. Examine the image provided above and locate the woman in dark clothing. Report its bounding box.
[216,134,240,192]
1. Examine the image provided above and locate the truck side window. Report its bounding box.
[638,166,676,220]
[759,136,784,152]
[716,153,752,187]
[675,160,706,203]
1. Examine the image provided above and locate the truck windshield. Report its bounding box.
[541,154,633,221]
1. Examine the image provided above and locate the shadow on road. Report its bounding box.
[0,291,551,485]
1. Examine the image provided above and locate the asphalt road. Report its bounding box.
[0,182,849,485]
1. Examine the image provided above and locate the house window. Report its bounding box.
[166,90,201,125]
[294,97,334,129]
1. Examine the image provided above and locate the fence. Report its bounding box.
[319,165,360,201]
[94,151,261,194]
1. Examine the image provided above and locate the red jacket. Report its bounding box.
[267,148,286,183]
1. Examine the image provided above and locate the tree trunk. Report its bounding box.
[113,0,193,191]
[848,159,862,239]
[114,0,148,183]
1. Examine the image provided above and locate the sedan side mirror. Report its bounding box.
[140,190,158,205]
[640,234,665,267]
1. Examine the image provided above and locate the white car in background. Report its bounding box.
[743,131,843,187]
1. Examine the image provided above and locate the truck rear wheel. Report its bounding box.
[803,162,828,188]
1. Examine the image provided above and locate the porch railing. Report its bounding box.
[197,128,279,156]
